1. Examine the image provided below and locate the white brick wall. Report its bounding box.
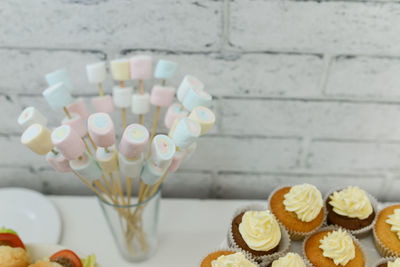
[1,0,400,200]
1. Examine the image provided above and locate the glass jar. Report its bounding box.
[97,186,161,262]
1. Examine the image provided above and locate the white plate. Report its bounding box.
[0,188,61,244]
[26,243,103,266]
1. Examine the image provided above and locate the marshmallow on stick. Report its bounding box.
[130,56,152,125]
[177,75,204,105]
[118,124,149,178]
[88,112,124,198]
[86,62,115,114]
[111,59,131,130]
[146,59,178,158]
[17,107,47,129]
[164,103,188,129]
[141,135,175,186]
[45,69,72,92]
[67,98,90,120]
[46,148,71,173]
[43,82,95,153]
[21,124,54,155]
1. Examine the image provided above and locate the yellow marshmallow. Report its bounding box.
[188,106,215,135]
[110,59,130,81]
[96,145,119,173]
[21,123,53,155]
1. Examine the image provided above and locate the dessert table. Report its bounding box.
[50,196,383,266]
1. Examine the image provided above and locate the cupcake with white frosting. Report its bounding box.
[268,184,325,240]
[269,252,308,267]
[200,249,259,267]
[303,226,367,267]
[228,205,290,263]
[325,186,378,236]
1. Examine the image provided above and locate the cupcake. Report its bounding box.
[303,227,366,267]
[228,205,290,263]
[374,204,400,257]
[201,249,258,267]
[269,184,325,240]
[269,252,307,267]
[374,257,400,267]
[325,186,377,234]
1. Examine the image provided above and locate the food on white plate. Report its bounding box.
[0,227,31,267]
[29,249,98,267]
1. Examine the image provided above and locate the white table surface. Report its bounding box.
[49,196,382,267]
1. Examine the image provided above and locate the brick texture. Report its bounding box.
[1,0,400,200]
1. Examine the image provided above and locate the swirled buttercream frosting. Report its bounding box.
[319,229,355,266]
[211,252,256,267]
[271,253,306,267]
[283,184,323,222]
[386,209,400,240]
[329,186,373,220]
[238,210,281,252]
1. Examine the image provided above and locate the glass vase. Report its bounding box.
[97,187,161,262]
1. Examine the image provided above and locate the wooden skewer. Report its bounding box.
[87,134,97,150]
[120,81,124,87]
[138,80,144,125]
[72,171,109,204]
[147,170,168,200]
[115,170,127,205]
[126,177,132,206]
[122,108,127,130]
[98,83,104,96]
[82,138,93,156]
[51,149,58,155]
[63,106,72,119]
[146,106,161,158]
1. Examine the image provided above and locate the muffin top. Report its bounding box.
[283,184,323,222]
[238,210,281,252]
[211,252,256,267]
[319,229,355,266]
[386,209,400,240]
[329,186,373,219]
[271,252,306,267]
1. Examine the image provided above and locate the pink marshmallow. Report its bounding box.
[51,125,85,160]
[150,85,175,107]
[130,56,152,80]
[168,150,186,172]
[119,124,149,159]
[87,113,115,148]
[62,113,87,137]
[67,98,90,120]
[91,95,115,113]
[164,103,189,129]
[46,150,72,172]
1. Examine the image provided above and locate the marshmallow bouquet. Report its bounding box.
[18,56,215,254]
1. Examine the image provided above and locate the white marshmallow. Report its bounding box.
[113,86,133,108]
[86,62,106,84]
[118,152,143,178]
[131,93,150,115]
[18,107,47,129]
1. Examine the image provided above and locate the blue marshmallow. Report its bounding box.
[141,158,165,185]
[169,118,201,149]
[45,69,72,91]
[182,87,212,111]
[43,83,73,111]
[154,59,178,80]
